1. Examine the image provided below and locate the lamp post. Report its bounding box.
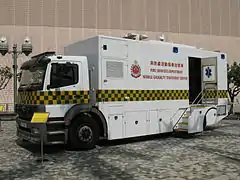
[0,36,33,113]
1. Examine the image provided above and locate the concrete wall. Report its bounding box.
[0,0,240,110]
[1,0,240,38]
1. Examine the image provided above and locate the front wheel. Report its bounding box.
[68,114,100,150]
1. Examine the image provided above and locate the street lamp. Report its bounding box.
[0,36,33,113]
[0,37,9,56]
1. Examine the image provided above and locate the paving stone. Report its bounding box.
[0,120,240,179]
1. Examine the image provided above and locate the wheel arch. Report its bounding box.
[203,107,217,128]
[64,104,108,138]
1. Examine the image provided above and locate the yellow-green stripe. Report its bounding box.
[17,89,228,105]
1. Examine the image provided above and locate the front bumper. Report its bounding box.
[16,118,66,145]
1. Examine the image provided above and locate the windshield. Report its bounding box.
[19,67,46,91]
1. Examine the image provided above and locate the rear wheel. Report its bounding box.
[68,114,99,150]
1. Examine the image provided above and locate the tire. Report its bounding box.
[68,114,100,150]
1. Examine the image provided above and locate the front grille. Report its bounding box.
[18,126,31,133]
[16,104,45,121]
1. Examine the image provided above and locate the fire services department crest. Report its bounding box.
[131,60,141,78]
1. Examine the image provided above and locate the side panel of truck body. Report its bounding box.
[64,36,228,140]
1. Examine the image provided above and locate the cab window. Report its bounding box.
[49,63,79,88]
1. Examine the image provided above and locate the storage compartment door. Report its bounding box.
[149,110,160,134]
[125,111,148,138]
[108,114,124,140]
[158,110,174,133]
[108,105,125,140]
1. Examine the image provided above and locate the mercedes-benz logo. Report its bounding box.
[21,105,28,112]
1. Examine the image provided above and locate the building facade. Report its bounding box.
[0,0,240,110]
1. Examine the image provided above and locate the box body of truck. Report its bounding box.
[16,35,229,149]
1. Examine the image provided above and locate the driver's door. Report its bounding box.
[44,61,83,117]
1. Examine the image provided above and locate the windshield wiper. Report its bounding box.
[20,82,39,87]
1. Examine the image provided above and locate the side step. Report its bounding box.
[173,128,189,138]
[173,104,207,135]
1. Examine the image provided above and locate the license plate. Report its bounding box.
[20,122,27,128]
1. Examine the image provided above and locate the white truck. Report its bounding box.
[16,34,229,149]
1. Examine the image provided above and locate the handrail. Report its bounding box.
[197,87,218,105]
[191,88,205,105]
[172,107,188,130]
[170,106,187,124]
[172,88,206,130]
[172,87,219,131]
[195,91,205,106]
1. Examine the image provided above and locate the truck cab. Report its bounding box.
[16,52,96,148]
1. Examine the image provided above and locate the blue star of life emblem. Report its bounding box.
[205,67,212,78]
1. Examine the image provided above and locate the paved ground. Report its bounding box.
[0,119,240,180]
